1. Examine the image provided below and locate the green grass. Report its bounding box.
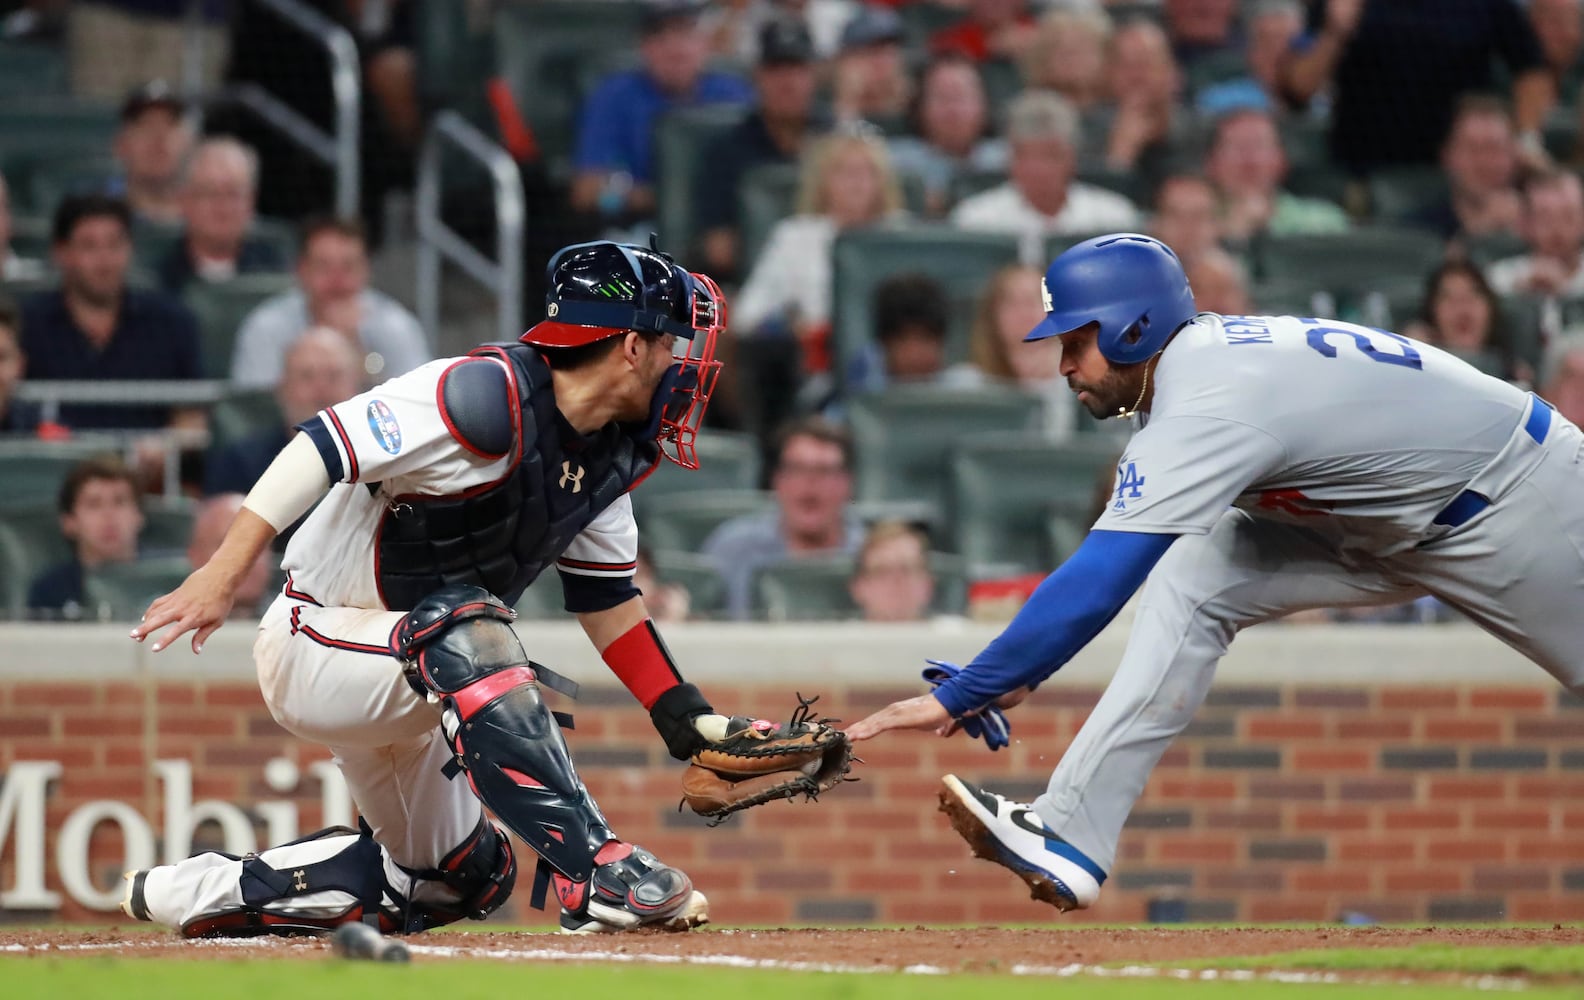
[3,957,1579,1000]
[1191,943,1584,977]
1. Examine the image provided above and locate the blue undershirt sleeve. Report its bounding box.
[932,530,1179,718]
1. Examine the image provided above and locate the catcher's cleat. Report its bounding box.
[938,774,1105,912]
[554,841,705,934]
[120,869,152,921]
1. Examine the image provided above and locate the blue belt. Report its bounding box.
[1432,398,1554,529]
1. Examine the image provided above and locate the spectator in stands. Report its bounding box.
[112,82,195,228]
[1195,0,1305,116]
[0,301,41,434]
[571,0,753,221]
[1,172,47,285]
[1186,247,1252,314]
[26,455,143,620]
[157,137,287,295]
[704,0,854,62]
[848,521,935,623]
[1404,259,1520,380]
[931,0,1035,63]
[847,272,952,394]
[1540,333,1584,425]
[946,263,1074,439]
[68,3,227,101]
[1406,96,1524,243]
[697,19,824,281]
[186,493,277,618]
[832,6,911,126]
[888,53,1006,218]
[230,217,428,389]
[1529,0,1583,105]
[1098,19,1188,181]
[1019,7,1111,110]
[1279,0,1553,175]
[701,416,863,619]
[1487,170,1584,299]
[951,91,1140,262]
[1204,107,1349,242]
[1164,0,1242,70]
[733,128,903,356]
[634,545,692,623]
[205,327,361,496]
[20,195,202,430]
[1150,173,1223,264]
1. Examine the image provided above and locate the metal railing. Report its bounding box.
[415,110,526,346]
[218,0,361,218]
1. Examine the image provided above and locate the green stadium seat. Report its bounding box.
[0,99,120,213]
[738,161,800,270]
[647,549,728,619]
[980,59,1023,124]
[7,213,50,260]
[830,225,1021,384]
[1367,165,1447,223]
[81,556,193,622]
[847,385,1044,516]
[950,433,1120,575]
[0,519,31,618]
[141,498,196,555]
[896,3,965,48]
[1464,230,1528,267]
[1253,228,1444,295]
[513,571,566,621]
[183,272,296,379]
[631,430,761,517]
[1500,293,1551,375]
[753,555,856,621]
[639,489,773,554]
[0,41,67,101]
[1277,115,1331,173]
[249,216,300,267]
[0,440,125,511]
[655,105,750,267]
[209,388,284,456]
[414,0,497,126]
[24,153,121,219]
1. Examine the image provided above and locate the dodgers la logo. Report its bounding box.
[1113,461,1145,510]
[366,400,402,455]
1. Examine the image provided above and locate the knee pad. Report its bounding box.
[396,585,613,886]
[400,817,517,931]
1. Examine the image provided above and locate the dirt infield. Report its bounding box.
[5,924,1583,977]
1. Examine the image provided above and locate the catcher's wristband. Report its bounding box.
[601,618,685,709]
[650,683,714,760]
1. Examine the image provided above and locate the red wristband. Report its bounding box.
[601,618,683,709]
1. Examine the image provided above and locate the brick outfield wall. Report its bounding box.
[4,678,1584,927]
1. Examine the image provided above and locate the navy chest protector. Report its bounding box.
[372,344,659,611]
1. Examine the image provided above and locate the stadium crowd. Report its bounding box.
[3,0,1584,624]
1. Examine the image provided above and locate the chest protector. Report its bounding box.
[373,345,659,610]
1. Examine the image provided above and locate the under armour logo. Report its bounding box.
[292,869,308,891]
[547,302,559,318]
[559,461,585,493]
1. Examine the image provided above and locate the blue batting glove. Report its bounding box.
[921,659,1011,751]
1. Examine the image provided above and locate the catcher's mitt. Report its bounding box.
[681,694,854,824]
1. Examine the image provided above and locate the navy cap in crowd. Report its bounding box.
[120,80,185,122]
[641,0,707,36]
[759,19,815,65]
[840,7,904,51]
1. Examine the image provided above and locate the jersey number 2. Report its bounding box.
[1300,319,1423,371]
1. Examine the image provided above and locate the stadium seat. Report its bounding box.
[1366,165,1447,223]
[0,519,31,618]
[81,556,193,622]
[846,385,1044,516]
[1500,293,1552,375]
[7,213,49,260]
[414,0,497,127]
[183,272,296,379]
[141,498,196,555]
[1277,115,1331,174]
[0,41,67,101]
[950,433,1120,575]
[647,549,728,619]
[249,216,300,267]
[1464,230,1528,268]
[209,388,284,456]
[753,555,857,621]
[513,570,566,621]
[1253,228,1444,296]
[0,440,125,511]
[830,225,1021,384]
[738,161,800,269]
[638,489,773,554]
[980,59,1023,124]
[896,3,965,49]
[631,430,761,517]
[0,99,119,213]
[655,105,751,267]
[23,153,121,219]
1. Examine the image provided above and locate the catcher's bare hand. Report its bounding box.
[129,564,236,653]
[845,693,951,741]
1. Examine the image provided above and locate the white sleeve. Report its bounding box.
[1093,416,1287,535]
[229,305,286,388]
[732,221,797,335]
[297,357,502,490]
[557,494,639,578]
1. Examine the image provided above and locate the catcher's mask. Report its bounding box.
[521,239,725,470]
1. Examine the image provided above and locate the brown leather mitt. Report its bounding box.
[680,695,855,824]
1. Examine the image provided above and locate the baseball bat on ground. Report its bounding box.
[331,921,411,963]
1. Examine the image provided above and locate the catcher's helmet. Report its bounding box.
[1025,233,1198,365]
[521,239,726,470]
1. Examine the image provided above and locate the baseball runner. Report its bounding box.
[848,234,1584,912]
[119,240,845,938]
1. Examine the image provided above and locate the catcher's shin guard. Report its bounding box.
[397,586,612,883]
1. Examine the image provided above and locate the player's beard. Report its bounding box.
[1070,364,1146,419]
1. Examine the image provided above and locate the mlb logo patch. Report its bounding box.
[366,400,403,455]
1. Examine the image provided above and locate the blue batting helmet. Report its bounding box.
[1025,233,1198,365]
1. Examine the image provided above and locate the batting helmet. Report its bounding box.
[1025,233,1198,365]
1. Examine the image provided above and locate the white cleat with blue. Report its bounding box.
[938,774,1105,912]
